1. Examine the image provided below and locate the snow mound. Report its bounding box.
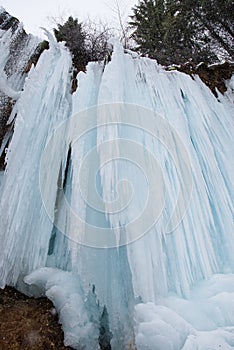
[25,268,100,350]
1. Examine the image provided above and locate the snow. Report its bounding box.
[225,75,234,103]
[0,38,233,349]
[0,17,39,91]
[135,303,194,350]
[0,71,21,99]
[25,268,100,349]
[135,275,234,350]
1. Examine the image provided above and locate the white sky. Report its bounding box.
[1,0,137,37]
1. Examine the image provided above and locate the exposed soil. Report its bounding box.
[172,61,234,96]
[0,287,72,350]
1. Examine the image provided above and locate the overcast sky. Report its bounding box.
[1,0,137,37]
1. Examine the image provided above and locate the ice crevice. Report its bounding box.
[0,37,233,349]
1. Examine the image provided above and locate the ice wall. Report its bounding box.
[0,34,73,286]
[0,7,39,90]
[0,35,233,349]
[0,7,39,167]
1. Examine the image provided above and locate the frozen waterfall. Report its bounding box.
[0,27,233,350]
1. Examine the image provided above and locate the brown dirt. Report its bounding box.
[171,61,234,96]
[0,287,72,350]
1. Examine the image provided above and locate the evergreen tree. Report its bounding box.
[191,0,234,59]
[129,0,166,61]
[54,16,112,71]
[54,16,89,71]
[129,0,203,64]
[129,0,233,65]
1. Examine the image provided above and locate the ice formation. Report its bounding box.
[0,7,39,166]
[0,12,233,350]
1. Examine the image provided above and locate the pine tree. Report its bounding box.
[192,0,234,59]
[129,0,233,65]
[54,16,89,72]
[54,16,112,71]
[129,0,166,61]
[129,0,203,64]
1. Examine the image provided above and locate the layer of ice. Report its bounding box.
[0,36,233,349]
[0,37,73,287]
[0,11,39,91]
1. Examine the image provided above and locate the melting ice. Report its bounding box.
[0,18,233,350]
